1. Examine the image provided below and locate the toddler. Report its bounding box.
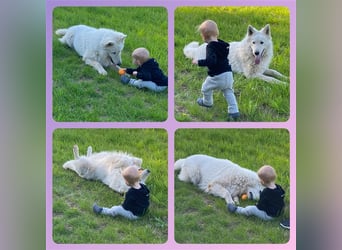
[120,47,168,92]
[192,20,239,121]
[228,165,285,220]
[93,166,150,220]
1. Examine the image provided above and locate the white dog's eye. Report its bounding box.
[260,41,264,44]
[112,52,116,55]
[252,41,256,44]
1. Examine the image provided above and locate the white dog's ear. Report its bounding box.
[261,24,271,37]
[117,34,127,42]
[104,41,114,47]
[247,25,257,36]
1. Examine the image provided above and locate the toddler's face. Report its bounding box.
[132,57,141,66]
[200,32,206,41]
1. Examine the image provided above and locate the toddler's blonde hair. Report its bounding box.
[132,47,150,64]
[198,20,219,40]
[122,166,140,186]
[257,165,277,185]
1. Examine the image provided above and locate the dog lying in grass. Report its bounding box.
[55,24,127,75]
[175,154,264,204]
[63,145,150,193]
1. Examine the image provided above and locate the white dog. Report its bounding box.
[183,24,287,84]
[63,145,150,193]
[174,154,264,204]
[55,24,127,75]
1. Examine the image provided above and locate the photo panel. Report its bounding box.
[174,128,290,243]
[52,6,168,122]
[52,128,168,244]
[174,6,290,122]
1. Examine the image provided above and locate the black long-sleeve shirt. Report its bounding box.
[122,183,150,216]
[256,184,285,217]
[198,39,232,77]
[126,58,168,86]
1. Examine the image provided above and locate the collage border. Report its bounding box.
[46,0,296,249]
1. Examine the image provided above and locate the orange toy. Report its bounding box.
[118,69,126,75]
[241,194,248,200]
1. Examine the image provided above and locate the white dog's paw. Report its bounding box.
[275,79,288,84]
[233,196,240,205]
[98,68,108,75]
[73,145,80,159]
[87,146,92,157]
[62,162,68,169]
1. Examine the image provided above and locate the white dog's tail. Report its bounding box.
[55,28,68,36]
[174,158,185,171]
[55,28,74,47]
[183,41,208,61]
[183,42,200,59]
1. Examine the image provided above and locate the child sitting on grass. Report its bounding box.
[227,165,285,220]
[192,20,240,121]
[93,166,150,220]
[120,47,168,92]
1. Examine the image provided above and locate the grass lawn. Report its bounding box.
[174,7,290,122]
[53,129,168,244]
[174,129,290,243]
[52,7,168,122]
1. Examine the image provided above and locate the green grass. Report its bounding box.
[53,7,168,122]
[53,129,168,244]
[174,129,290,243]
[174,7,290,122]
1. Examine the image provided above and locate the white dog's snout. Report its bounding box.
[253,48,265,57]
[109,56,121,66]
[138,168,150,173]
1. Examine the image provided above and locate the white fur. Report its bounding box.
[183,24,287,84]
[63,145,150,193]
[56,24,127,75]
[183,41,207,61]
[175,154,264,204]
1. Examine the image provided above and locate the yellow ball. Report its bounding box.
[118,69,126,75]
[241,194,248,200]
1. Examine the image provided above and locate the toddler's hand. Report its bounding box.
[133,71,138,76]
[192,59,198,65]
